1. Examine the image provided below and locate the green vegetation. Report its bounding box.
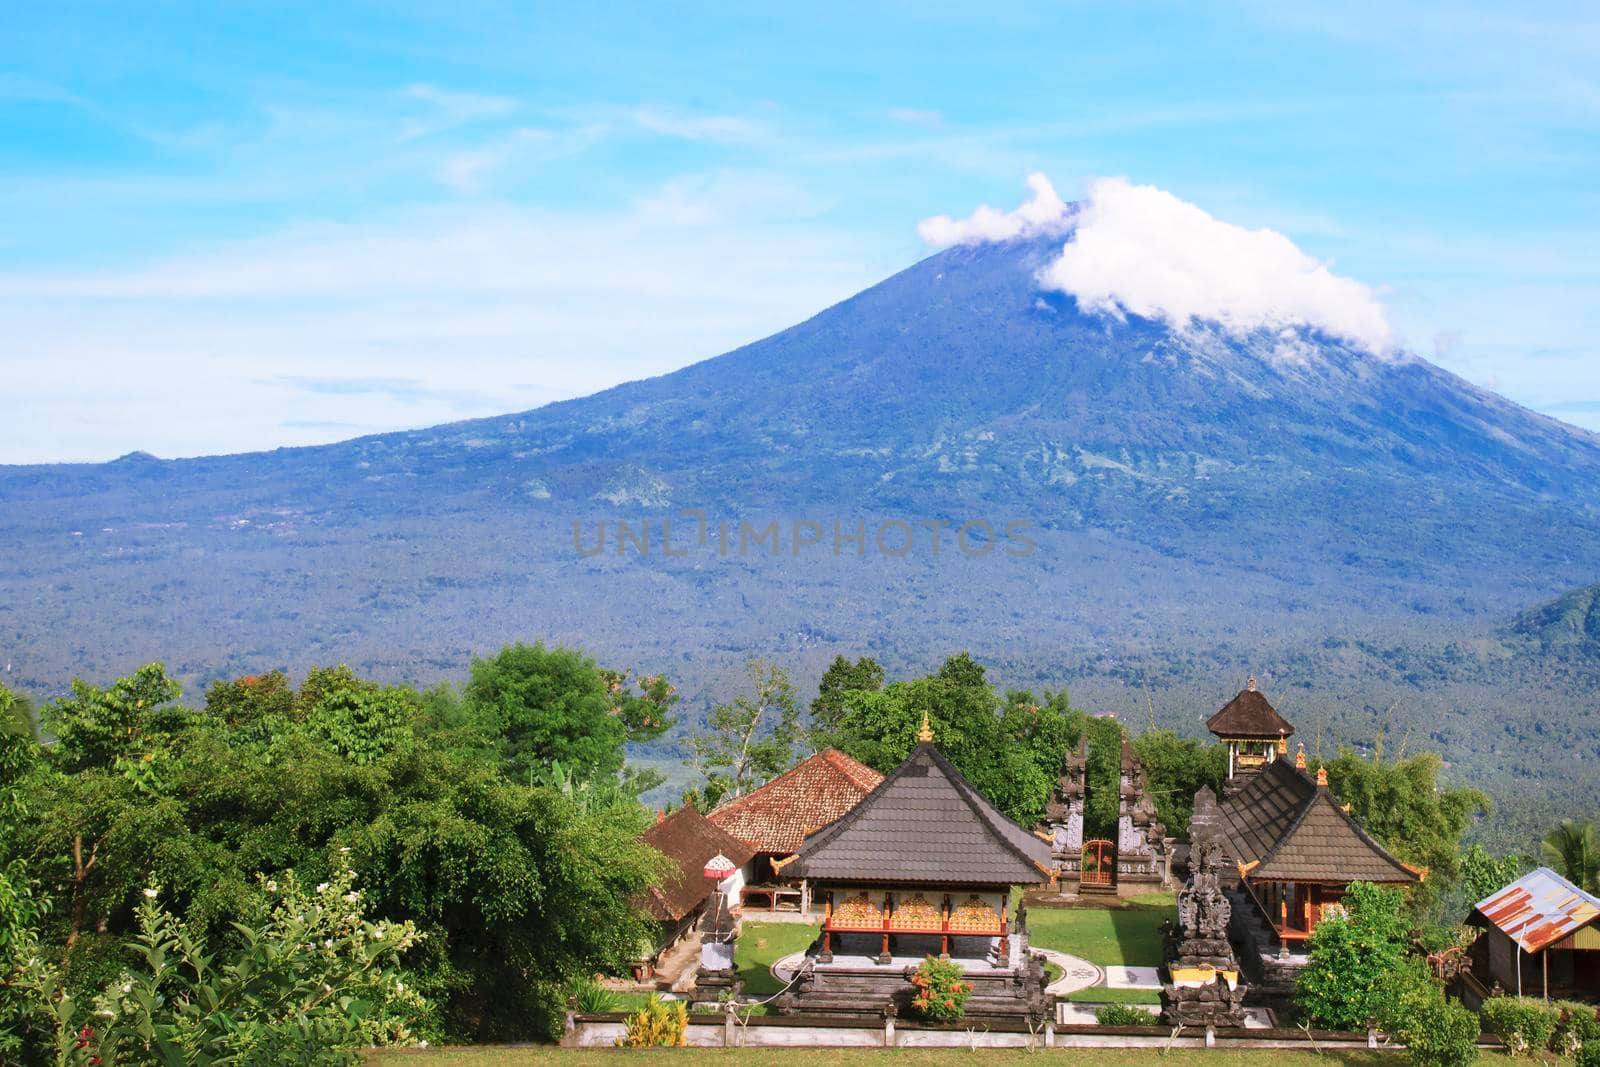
[0,654,666,1062]
[1026,898,1173,967]
[1540,819,1599,893]
[688,659,804,809]
[619,995,688,1048]
[1065,987,1163,1004]
[909,955,971,1022]
[1479,997,1561,1057]
[1094,1003,1160,1026]
[733,921,819,997]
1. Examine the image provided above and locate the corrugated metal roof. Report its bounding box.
[1473,867,1600,954]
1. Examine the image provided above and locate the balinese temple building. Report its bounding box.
[1189,682,1423,994]
[709,748,884,911]
[1207,678,1294,797]
[778,716,1053,1022]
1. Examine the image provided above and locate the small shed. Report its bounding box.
[1470,867,1600,1000]
[634,806,756,980]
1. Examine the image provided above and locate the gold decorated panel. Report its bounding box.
[829,891,881,929]
[947,894,1001,933]
[888,893,942,931]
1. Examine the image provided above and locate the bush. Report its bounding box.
[1554,1000,1600,1057]
[1391,996,1480,1067]
[1479,996,1560,1056]
[1094,1003,1159,1027]
[619,995,687,1047]
[1374,959,1477,1067]
[1579,1040,1600,1067]
[909,956,971,1023]
[569,978,619,1014]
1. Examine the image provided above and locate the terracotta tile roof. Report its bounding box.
[788,742,1052,887]
[708,748,883,855]
[1207,683,1295,740]
[1202,760,1418,885]
[638,806,756,923]
[1473,867,1600,954]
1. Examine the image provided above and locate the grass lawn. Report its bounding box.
[1064,986,1162,1004]
[734,921,820,997]
[1026,897,1174,967]
[368,1047,1511,1066]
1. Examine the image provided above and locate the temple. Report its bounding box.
[709,747,883,910]
[778,716,1053,1022]
[1206,677,1294,796]
[1189,682,1422,993]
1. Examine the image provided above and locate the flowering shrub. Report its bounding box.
[1554,1000,1600,1058]
[909,956,971,1022]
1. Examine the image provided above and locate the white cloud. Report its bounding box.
[921,174,1392,353]
[633,107,766,144]
[1041,177,1392,353]
[0,184,881,463]
[915,172,1071,247]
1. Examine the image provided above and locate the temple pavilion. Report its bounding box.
[777,716,1053,1021]
[1206,677,1295,796]
[1190,681,1422,993]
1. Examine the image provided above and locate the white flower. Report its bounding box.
[316,882,329,893]
[323,939,334,949]
[339,846,351,854]
[396,981,405,993]
[419,1041,429,1049]
[323,983,333,992]
[265,880,278,892]
[142,887,158,899]
[121,983,132,994]
[343,891,360,903]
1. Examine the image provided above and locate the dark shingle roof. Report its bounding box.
[638,806,757,923]
[1206,682,1295,740]
[1201,759,1418,885]
[708,748,883,854]
[788,742,1052,886]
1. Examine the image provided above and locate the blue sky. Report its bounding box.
[2,1,1598,463]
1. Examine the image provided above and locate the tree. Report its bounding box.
[1297,881,1413,1029]
[691,659,801,799]
[464,642,673,783]
[826,656,1077,826]
[810,655,884,741]
[1326,747,1489,910]
[12,660,662,1047]
[14,866,432,1065]
[1541,819,1600,893]
[1131,728,1226,839]
[1,683,37,741]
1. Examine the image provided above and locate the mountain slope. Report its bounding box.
[2,233,1599,837]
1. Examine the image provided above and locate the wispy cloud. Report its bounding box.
[633,106,767,144]
[885,107,944,127]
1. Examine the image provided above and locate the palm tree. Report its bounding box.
[1541,819,1600,894]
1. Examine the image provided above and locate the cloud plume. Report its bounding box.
[920,175,1393,354]
[915,172,1071,247]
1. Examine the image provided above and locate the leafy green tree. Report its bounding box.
[1541,819,1599,893]
[13,660,662,1046]
[1379,956,1480,1067]
[298,665,419,766]
[1326,747,1489,909]
[465,642,673,783]
[691,659,801,799]
[14,865,432,1065]
[1297,881,1413,1029]
[2,682,37,741]
[1458,844,1524,903]
[45,663,185,779]
[827,656,1075,826]
[809,655,884,741]
[1132,728,1225,838]
[1,729,49,1062]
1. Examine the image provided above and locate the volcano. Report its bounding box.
[4,232,1600,829]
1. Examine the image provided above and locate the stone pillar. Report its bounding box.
[883,1003,897,1047]
[724,1001,737,1047]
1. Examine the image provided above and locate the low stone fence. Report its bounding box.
[562,1009,1508,1051]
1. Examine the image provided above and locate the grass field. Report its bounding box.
[1025,896,1174,967]
[368,1047,1509,1066]
[1064,986,1162,1004]
[734,922,820,997]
